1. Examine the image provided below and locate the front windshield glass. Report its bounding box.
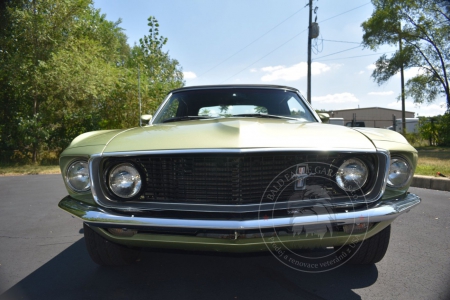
[152,88,317,124]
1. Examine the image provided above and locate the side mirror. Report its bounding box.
[140,114,152,125]
[317,113,329,122]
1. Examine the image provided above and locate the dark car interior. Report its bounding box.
[153,88,316,123]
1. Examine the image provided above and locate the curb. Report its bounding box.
[411,175,450,192]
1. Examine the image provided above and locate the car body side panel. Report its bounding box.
[353,127,413,146]
[67,129,124,148]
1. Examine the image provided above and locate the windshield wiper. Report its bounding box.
[231,113,297,120]
[161,116,212,123]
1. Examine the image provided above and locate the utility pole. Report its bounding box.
[399,23,406,135]
[307,0,313,104]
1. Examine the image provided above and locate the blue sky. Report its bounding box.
[93,0,447,117]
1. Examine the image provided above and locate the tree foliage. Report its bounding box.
[133,16,184,115]
[418,114,450,146]
[0,0,184,163]
[362,0,450,111]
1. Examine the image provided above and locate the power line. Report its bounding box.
[312,45,362,60]
[312,35,324,55]
[215,2,373,82]
[197,6,307,78]
[319,2,371,24]
[322,39,361,44]
[314,51,396,62]
[221,29,308,83]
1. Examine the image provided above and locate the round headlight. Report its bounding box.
[66,160,90,192]
[108,163,142,199]
[336,158,368,192]
[387,157,412,187]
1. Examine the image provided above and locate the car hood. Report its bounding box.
[90,118,378,153]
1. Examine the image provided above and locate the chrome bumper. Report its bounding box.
[58,193,421,230]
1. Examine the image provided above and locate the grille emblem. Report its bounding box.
[293,164,312,190]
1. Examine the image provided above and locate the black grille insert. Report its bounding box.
[101,152,378,205]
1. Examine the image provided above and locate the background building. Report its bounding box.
[328,107,415,128]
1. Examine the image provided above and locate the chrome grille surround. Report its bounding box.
[89,148,390,213]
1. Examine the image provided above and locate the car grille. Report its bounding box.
[102,152,376,205]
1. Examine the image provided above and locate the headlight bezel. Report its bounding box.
[66,160,91,192]
[335,157,370,192]
[105,161,144,200]
[387,155,413,188]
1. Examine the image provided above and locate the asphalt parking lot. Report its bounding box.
[0,175,449,300]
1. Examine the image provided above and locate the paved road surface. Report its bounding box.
[0,175,449,299]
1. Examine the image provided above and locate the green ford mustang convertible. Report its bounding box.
[59,85,420,268]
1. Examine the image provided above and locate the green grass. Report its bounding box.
[0,164,60,176]
[415,147,450,177]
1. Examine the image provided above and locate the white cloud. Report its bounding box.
[261,65,284,73]
[368,91,394,96]
[387,100,417,111]
[358,70,365,75]
[387,100,447,117]
[260,62,333,82]
[331,63,344,69]
[249,68,257,73]
[367,64,376,70]
[312,93,359,104]
[183,71,197,79]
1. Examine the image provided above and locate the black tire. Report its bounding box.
[336,224,391,265]
[83,223,141,266]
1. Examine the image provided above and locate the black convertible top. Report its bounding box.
[169,84,300,94]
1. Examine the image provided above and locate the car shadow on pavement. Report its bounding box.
[0,238,378,300]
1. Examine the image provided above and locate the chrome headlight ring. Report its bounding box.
[66,160,91,192]
[335,157,369,192]
[107,162,143,199]
[387,155,413,188]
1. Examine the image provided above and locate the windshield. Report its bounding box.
[152,88,317,124]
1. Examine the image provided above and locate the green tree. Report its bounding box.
[0,0,96,162]
[0,4,184,163]
[254,106,268,114]
[362,0,450,111]
[131,16,184,116]
[101,16,185,130]
[0,1,132,160]
[419,114,450,146]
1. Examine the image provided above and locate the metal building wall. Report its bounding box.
[328,107,415,128]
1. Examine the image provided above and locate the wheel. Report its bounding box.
[336,224,391,265]
[83,223,141,266]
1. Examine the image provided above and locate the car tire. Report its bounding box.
[83,223,141,266]
[336,224,391,265]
